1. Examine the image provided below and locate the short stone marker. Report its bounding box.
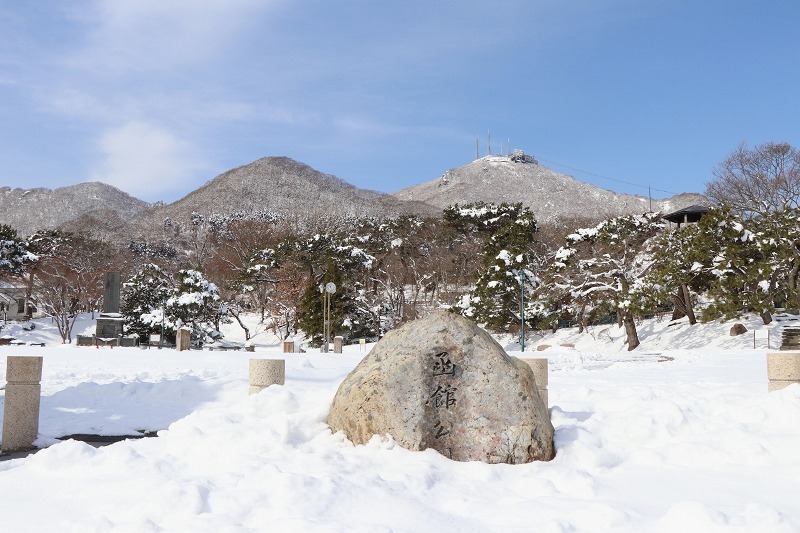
[249,358,285,395]
[176,328,190,352]
[328,311,555,463]
[2,356,43,453]
[333,336,343,353]
[283,339,295,353]
[520,357,549,407]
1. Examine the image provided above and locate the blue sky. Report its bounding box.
[1,1,799,203]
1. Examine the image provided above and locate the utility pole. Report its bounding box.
[487,129,491,155]
[476,136,479,160]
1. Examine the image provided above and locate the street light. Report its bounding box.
[516,270,526,352]
[320,282,336,352]
[161,295,166,349]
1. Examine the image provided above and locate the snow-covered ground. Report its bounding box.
[0,313,799,532]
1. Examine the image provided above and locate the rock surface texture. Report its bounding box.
[328,312,555,463]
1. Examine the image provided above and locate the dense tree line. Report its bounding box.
[2,142,799,348]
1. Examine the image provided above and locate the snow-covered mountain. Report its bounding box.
[0,182,151,236]
[0,155,708,237]
[128,156,439,235]
[392,155,708,223]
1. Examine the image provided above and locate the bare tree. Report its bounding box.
[32,235,112,343]
[706,141,800,218]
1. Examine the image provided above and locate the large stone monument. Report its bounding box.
[328,312,554,463]
[103,271,121,314]
[95,272,124,340]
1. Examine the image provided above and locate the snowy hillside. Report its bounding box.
[0,182,151,236]
[0,313,798,531]
[393,155,708,224]
[129,157,440,237]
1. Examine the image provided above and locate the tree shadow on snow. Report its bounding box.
[30,377,222,439]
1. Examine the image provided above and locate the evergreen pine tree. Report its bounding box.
[121,263,174,340]
[544,213,663,350]
[168,269,224,343]
[0,224,33,277]
[297,259,346,344]
[447,202,539,332]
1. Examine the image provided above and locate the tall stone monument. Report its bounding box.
[95,272,124,340]
[103,271,121,314]
[328,312,555,463]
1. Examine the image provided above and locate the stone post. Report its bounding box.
[334,336,343,354]
[767,352,800,392]
[249,359,285,395]
[283,339,295,353]
[2,356,43,453]
[521,357,549,406]
[176,328,191,352]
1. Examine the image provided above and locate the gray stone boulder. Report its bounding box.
[730,323,748,336]
[327,311,555,463]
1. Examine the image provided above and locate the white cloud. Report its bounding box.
[92,121,204,201]
[63,0,282,75]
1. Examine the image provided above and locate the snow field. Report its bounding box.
[0,314,798,531]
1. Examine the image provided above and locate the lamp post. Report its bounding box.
[319,282,337,352]
[318,284,325,352]
[517,270,526,352]
[161,295,166,349]
[325,282,336,351]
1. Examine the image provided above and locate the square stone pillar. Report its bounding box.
[176,328,191,351]
[521,357,549,407]
[283,340,295,353]
[334,336,343,353]
[767,352,800,391]
[2,356,43,453]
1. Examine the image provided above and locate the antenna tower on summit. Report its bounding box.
[487,129,491,156]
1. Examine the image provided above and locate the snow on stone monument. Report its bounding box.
[327,311,554,463]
